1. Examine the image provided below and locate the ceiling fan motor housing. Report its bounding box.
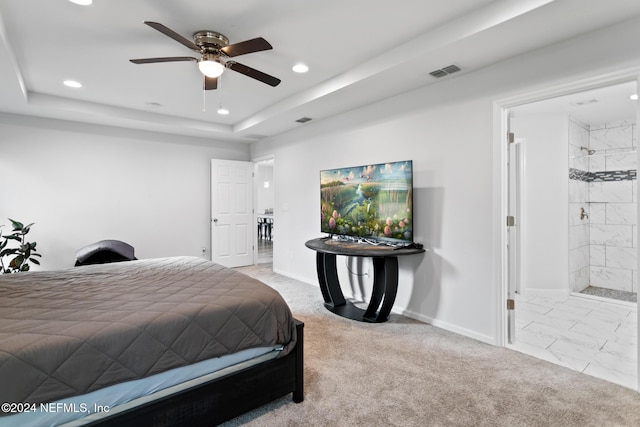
[193,31,229,52]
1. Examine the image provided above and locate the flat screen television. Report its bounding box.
[320,160,413,244]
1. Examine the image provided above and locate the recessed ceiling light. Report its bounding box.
[630,93,638,101]
[217,107,230,115]
[292,63,309,73]
[63,80,82,88]
[69,0,92,5]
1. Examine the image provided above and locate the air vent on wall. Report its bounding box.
[295,117,312,123]
[429,64,461,78]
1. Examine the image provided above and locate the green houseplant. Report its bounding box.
[0,218,42,273]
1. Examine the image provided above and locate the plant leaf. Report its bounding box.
[0,248,18,257]
[9,219,24,231]
[9,255,24,268]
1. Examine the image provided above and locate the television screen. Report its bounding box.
[320,160,413,243]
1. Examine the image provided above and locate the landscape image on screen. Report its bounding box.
[320,160,413,243]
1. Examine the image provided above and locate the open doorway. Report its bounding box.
[255,158,274,265]
[501,79,638,390]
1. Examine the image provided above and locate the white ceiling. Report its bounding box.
[1,0,639,143]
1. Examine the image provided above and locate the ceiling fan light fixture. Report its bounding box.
[217,107,230,115]
[198,57,225,78]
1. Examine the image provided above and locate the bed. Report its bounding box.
[0,257,304,426]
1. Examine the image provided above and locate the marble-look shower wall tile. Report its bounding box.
[569,224,590,250]
[589,155,606,172]
[606,246,637,270]
[570,153,589,171]
[606,203,637,225]
[590,267,633,292]
[589,181,633,203]
[606,151,637,172]
[568,180,589,203]
[590,125,633,151]
[570,266,590,292]
[589,203,606,224]
[570,245,590,272]
[590,224,633,247]
[590,244,606,267]
[605,119,635,129]
[568,119,636,296]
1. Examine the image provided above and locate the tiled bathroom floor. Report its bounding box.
[508,292,638,390]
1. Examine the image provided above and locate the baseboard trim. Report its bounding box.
[397,308,497,346]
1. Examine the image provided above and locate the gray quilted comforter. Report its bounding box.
[0,257,296,407]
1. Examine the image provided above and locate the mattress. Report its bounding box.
[0,257,296,411]
[0,345,281,427]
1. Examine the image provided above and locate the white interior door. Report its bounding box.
[211,159,254,267]
[506,111,522,344]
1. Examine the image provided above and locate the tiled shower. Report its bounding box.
[569,117,637,300]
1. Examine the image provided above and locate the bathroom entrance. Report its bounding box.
[501,79,639,390]
[509,81,638,303]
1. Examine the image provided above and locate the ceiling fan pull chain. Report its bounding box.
[202,77,207,112]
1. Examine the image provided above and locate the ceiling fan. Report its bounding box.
[130,21,281,90]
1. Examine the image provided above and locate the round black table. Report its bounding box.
[305,237,424,323]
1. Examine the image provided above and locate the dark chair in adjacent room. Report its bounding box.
[74,239,137,266]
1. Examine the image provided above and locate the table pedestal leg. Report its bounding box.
[315,252,399,323]
[376,257,398,322]
[316,252,345,307]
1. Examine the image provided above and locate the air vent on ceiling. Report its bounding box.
[429,64,461,78]
[295,117,312,123]
[571,98,599,107]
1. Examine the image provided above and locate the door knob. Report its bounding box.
[213,218,218,223]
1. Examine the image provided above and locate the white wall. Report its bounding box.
[254,83,497,343]
[252,16,640,344]
[0,114,249,269]
[511,112,570,295]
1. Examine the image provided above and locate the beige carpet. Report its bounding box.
[224,264,640,427]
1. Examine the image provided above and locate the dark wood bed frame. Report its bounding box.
[87,320,304,427]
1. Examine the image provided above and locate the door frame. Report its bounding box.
[493,67,640,352]
[252,154,275,265]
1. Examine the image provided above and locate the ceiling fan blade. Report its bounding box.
[144,21,200,52]
[227,61,281,87]
[221,37,273,57]
[130,56,197,64]
[204,76,218,90]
